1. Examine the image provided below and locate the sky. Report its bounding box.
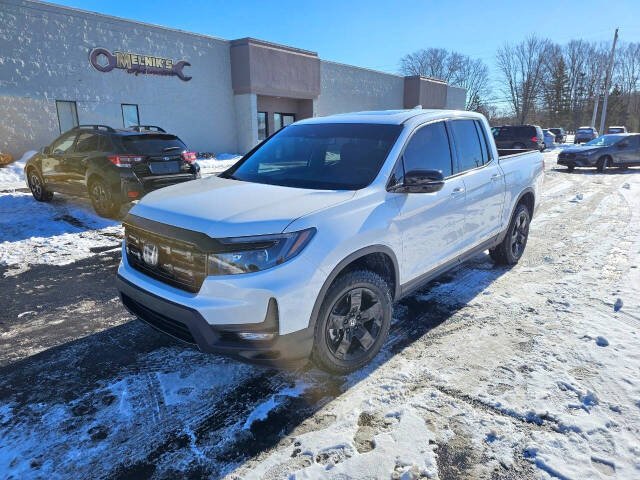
[49,0,640,108]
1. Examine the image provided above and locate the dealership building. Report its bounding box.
[0,0,466,158]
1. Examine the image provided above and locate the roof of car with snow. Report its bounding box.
[296,109,482,125]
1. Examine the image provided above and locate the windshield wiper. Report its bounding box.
[162,146,182,151]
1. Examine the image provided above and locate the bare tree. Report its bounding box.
[399,48,490,110]
[496,35,550,124]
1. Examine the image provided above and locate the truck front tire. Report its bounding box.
[311,270,392,374]
[490,204,530,265]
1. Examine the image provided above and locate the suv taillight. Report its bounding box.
[531,136,538,142]
[108,155,144,167]
[182,151,197,163]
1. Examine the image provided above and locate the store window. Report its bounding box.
[122,104,140,128]
[55,100,78,133]
[257,111,268,141]
[274,113,295,132]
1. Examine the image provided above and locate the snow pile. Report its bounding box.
[197,153,241,177]
[0,192,121,267]
[0,151,37,190]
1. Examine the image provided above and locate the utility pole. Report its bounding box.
[599,28,619,134]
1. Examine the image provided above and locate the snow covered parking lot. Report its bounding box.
[1,150,639,479]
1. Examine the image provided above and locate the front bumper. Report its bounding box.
[117,274,314,364]
[558,156,597,167]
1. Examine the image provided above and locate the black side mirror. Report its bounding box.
[617,141,629,148]
[42,146,51,155]
[392,169,445,194]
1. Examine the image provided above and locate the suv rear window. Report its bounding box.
[496,126,535,138]
[118,134,187,155]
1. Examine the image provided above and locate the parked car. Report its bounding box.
[24,125,200,217]
[116,110,544,374]
[558,133,640,172]
[548,127,566,143]
[606,126,627,134]
[574,126,598,144]
[542,129,555,149]
[491,125,545,151]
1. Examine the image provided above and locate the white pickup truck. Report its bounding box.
[116,110,543,374]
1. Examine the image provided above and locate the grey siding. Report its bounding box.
[0,0,238,158]
[446,86,467,110]
[316,61,404,117]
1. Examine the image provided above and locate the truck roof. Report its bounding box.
[296,109,483,125]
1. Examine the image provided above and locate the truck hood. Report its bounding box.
[129,175,355,237]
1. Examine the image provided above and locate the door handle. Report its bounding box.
[490,174,503,182]
[450,186,465,197]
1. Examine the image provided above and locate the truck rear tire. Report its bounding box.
[311,270,392,374]
[490,204,530,265]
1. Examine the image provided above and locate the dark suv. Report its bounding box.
[491,125,545,151]
[24,125,200,217]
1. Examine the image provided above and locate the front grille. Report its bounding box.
[121,293,196,344]
[124,224,207,293]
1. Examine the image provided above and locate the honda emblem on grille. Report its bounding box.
[142,242,159,267]
[163,156,170,161]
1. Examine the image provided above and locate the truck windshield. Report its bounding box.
[585,135,624,147]
[223,123,403,190]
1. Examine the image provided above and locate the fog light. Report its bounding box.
[237,332,275,341]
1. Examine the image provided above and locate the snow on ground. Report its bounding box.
[1,149,639,479]
[0,151,36,190]
[198,153,242,176]
[0,192,121,269]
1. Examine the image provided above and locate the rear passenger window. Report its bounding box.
[403,122,453,177]
[450,120,483,172]
[75,133,100,153]
[474,121,489,164]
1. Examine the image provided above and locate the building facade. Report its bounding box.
[0,0,466,158]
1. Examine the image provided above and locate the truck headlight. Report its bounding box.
[207,228,316,275]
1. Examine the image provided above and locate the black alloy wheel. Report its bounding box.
[28,169,53,202]
[89,178,119,217]
[325,287,383,362]
[489,203,531,265]
[510,209,529,259]
[312,270,392,374]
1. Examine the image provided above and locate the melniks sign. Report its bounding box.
[89,48,192,81]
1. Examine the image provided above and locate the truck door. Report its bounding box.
[393,120,467,282]
[68,132,99,193]
[448,119,505,250]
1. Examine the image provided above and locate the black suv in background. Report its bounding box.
[548,127,566,143]
[491,125,545,151]
[25,125,200,217]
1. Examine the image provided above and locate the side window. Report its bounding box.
[474,120,492,164]
[51,133,77,154]
[450,120,484,173]
[402,121,453,177]
[75,133,100,153]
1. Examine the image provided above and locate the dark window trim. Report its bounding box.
[257,111,268,141]
[55,100,79,134]
[121,103,140,128]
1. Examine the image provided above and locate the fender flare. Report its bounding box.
[307,245,400,332]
